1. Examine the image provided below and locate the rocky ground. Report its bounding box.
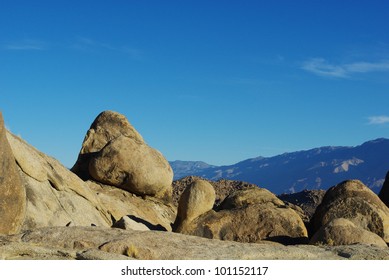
[1,110,389,260]
[1,226,389,260]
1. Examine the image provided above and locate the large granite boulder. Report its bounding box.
[173,179,215,231]
[0,113,26,234]
[71,110,144,180]
[379,171,389,208]
[175,186,308,244]
[310,218,387,248]
[3,125,175,232]
[72,111,173,199]
[311,180,389,243]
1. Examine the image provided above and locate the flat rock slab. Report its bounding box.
[1,227,389,260]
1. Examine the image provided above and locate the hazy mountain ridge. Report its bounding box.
[170,138,389,194]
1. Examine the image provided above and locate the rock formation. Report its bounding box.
[278,189,326,223]
[87,180,175,231]
[0,110,388,260]
[72,111,173,199]
[379,171,389,208]
[173,179,216,232]
[310,218,387,247]
[311,180,389,243]
[175,184,308,244]
[172,176,256,207]
[2,226,389,260]
[0,113,26,234]
[1,111,176,233]
[7,132,112,229]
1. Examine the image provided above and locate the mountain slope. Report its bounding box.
[170,138,389,194]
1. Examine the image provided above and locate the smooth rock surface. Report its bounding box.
[112,216,150,231]
[311,180,389,242]
[0,113,26,234]
[89,135,173,198]
[87,180,175,231]
[71,110,144,180]
[72,111,173,199]
[173,179,216,231]
[310,218,388,248]
[2,226,389,260]
[6,133,112,229]
[177,188,308,244]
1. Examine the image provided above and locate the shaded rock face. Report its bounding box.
[0,113,26,234]
[379,171,389,208]
[311,180,389,243]
[310,218,387,248]
[72,111,173,199]
[175,185,308,244]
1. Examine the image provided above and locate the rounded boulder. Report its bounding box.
[89,135,173,198]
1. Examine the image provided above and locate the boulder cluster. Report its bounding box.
[1,110,389,259]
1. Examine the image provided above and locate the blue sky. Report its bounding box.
[1,0,389,167]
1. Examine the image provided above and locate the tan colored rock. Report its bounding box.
[2,226,389,260]
[87,180,175,231]
[3,127,174,232]
[172,176,258,207]
[219,187,284,209]
[112,216,150,231]
[0,113,26,234]
[89,135,173,198]
[173,179,216,231]
[310,218,387,248]
[72,111,173,199]
[176,188,308,244]
[71,110,143,180]
[379,171,389,208]
[312,180,389,243]
[6,132,112,229]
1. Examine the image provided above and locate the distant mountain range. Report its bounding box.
[170,138,389,194]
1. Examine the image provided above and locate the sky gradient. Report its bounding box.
[1,0,389,167]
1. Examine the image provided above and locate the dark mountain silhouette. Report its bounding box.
[170,138,389,194]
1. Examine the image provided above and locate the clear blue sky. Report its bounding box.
[1,0,389,167]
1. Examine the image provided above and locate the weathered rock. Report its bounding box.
[310,218,387,248]
[311,180,389,242]
[176,188,308,244]
[219,187,284,209]
[6,132,112,229]
[0,113,26,234]
[112,216,151,231]
[72,111,173,199]
[87,180,175,231]
[172,176,258,207]
[71,110,144,180]
[173,179,216,232]
[89,135,173,198]
[278,189,326,223]
[379,171,389,208]
[3,226,389,260]
[3,125,174,233]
